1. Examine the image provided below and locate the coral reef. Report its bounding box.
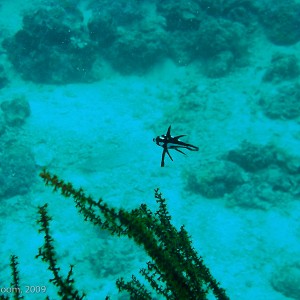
[156,1,203,66]
[197,18,238,57]
[0,96,34,199]
[259,83,300,120]
[86,1,167,74]
[105,20,167,74]
[0,141,35,198]
[195,17,248,77]
[87,0,144,26]
[227,141,275,172]
[0,113,5,136]
[0,65,8,89]
[157,1,202,31]
[228,169,293,210]
[186,141,300,210]
[260,1,300,45]
[186,160,246,198]
[0,97,30,127]
[199,0,260,22]
[270,262,300,300]
[156,0,251,75]
[226,142,300,209]
[87,12,118,48]
[1,1,255,79]
[2,6,95,84]
[263,53,300,83]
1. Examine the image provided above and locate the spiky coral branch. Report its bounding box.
[9,255,24,300]
[36,204,85,300]
[40,169,229,299]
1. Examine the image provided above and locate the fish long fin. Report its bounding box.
[161,149,166,167]
[175,148,186,155]
[174,135,186,140]
[166,148,173,161]
[166,125,171,138]
[187,145,199,151]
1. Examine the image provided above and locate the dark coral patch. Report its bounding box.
[259,83,300,120]
[0,142,36,198]
[260,2,300,45]
[1,97,30,127]
[2,6,96,84]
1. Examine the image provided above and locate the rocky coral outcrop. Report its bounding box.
[271,262,300,300]
[2,6,95,84]
[260,1,300,45]
[1,96,30,127]
[186,160,246,199]
[0,142,36,198]
[263,53,300,83]
[186,141,300,210]
[105,19,167,74]
[259,83,300,120]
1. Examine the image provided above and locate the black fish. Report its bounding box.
[153,125,199,167]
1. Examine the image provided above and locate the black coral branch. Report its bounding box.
[39,169,229,300]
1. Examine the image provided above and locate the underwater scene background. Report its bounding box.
[0,0,300,299]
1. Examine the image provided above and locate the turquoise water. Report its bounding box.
[0,0,300,299]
